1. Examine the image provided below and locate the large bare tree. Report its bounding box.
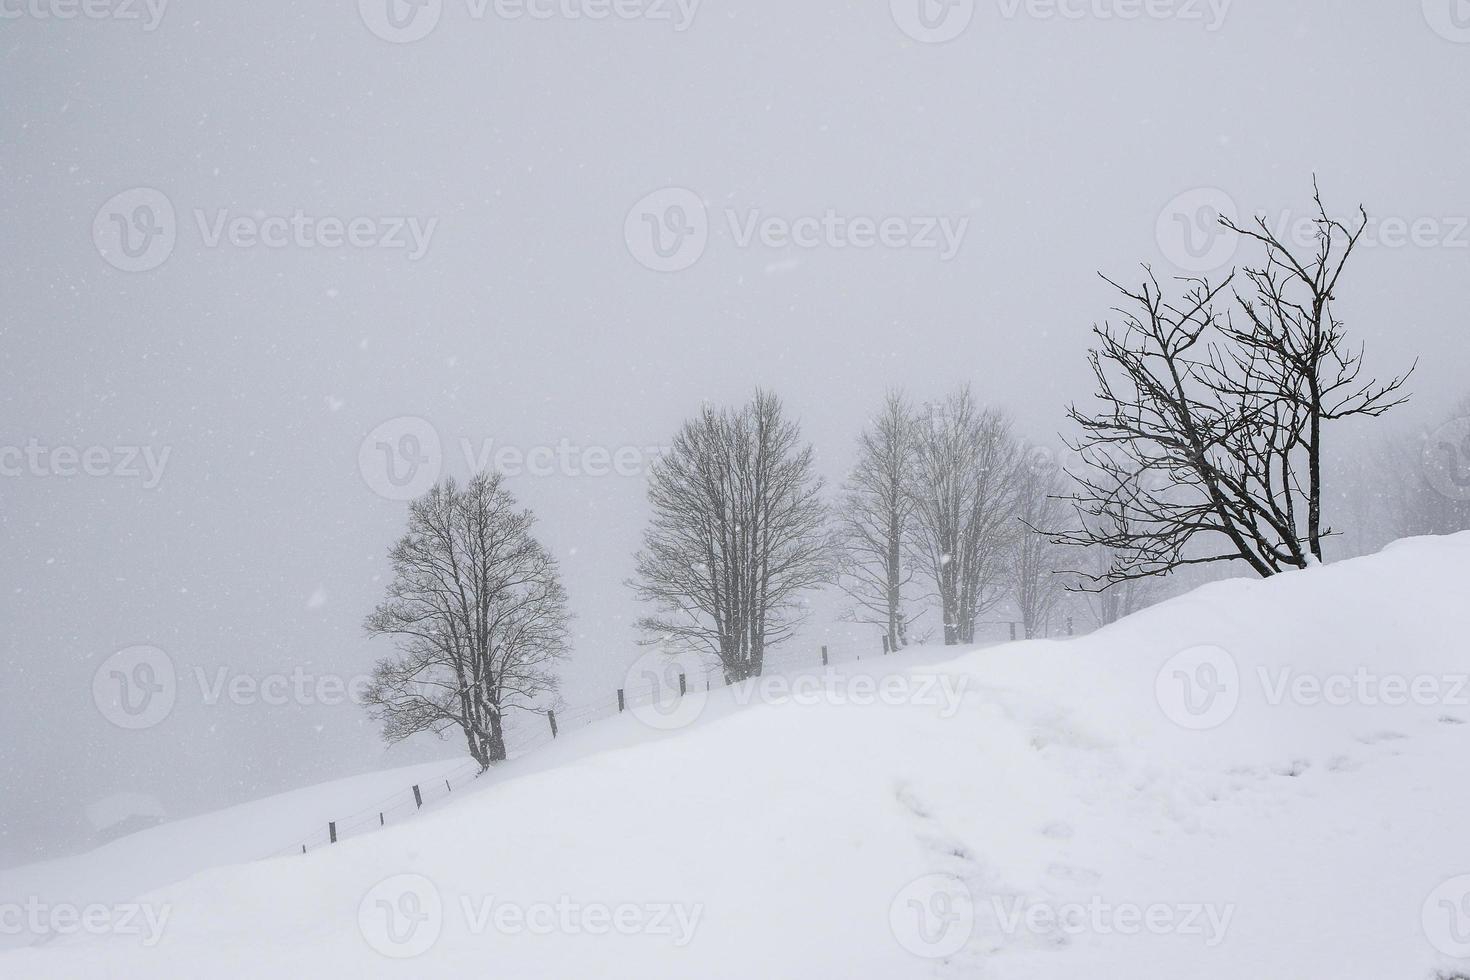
[1058,184,1413,587]
[363,472,569,770]
[631,390,829,684]
[908,387,1021,645]
[835,391,919,652]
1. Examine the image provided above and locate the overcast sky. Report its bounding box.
[2,0,1468,867]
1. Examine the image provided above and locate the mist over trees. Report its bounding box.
[1056,185,1414,587]
[906,388,1024,645]
[630,390,830,684]
[362,472,570,770]
[1011,448,1073,638]
[834,391,919,652]
[356,181,1457,776]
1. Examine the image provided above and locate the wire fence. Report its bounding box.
[268,621,1034,858]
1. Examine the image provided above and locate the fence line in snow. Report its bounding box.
[268,620,1042,858]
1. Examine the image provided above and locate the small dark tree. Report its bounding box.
[835,391,919,652]
[363,472,569,769]
[631,390,829,684]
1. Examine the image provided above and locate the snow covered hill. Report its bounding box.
[6,533,1470,979]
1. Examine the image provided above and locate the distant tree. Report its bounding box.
[1011,448,1073,638]
[363,473,569,770]
[1058,183,1413,586]
[908,387,1022,645]
[835,391,919,652]
[631,390,830,684]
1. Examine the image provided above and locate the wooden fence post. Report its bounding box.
[379,812,384,827]
[1009,622,1017,641]
[548,710,558,739]
[413,784,422,809]
[445,779,452,793]
[328,821,337,844]
[821,645,828,666]
[679,673,687,696]
[617,689,625,712]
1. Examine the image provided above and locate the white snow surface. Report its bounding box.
[5,533,1470,978]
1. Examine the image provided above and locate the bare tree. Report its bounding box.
[835,391,919,652]
[631,390,830,684]
[362,472,569,770]
[908,387,1021,645]
[1011,448,1073,638]
[1058,184,1413,587]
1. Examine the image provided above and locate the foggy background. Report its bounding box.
[2,0,1467,868]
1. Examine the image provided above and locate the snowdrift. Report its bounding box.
[5,533,1470,979]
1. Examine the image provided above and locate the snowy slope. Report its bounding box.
[6,533,1470,979]
[0,757,469,952]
